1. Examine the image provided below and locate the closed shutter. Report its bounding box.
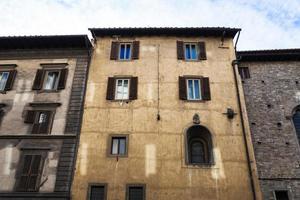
[38,111,52,134]
[198,42,207,60]
[201,77,211,100]
[32,69,45,90]
[179,76,187,100]
[132,41,140,59]
[293,110,300,139]
[129,77,138,100]
[106,77,116,100]
[57,68,68,90]
[90,185,105,200]
[110,42,119,60]
[24,110,36,123]
[177,41,184,60]
[4,70,17,91]
[128,186,144,200]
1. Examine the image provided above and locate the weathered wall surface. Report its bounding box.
[72,36,259,199]
[241,61,300,199]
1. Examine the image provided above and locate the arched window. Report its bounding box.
[293,108,300,140]
[186,125,213,165]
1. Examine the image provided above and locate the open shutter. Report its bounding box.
[39,111,52,134]
[201,77,211,100]
[179,76,187,100]
[57,68,68,90]
[132,41,140,59]
[28,155,42,191]
[4,70,17,91]
[198,42,207,60]
[17,155,32,191]
[106,77,116,100]
[129,77,138,100]
[32,69,45,90]
[177,41,184,60]
[110,42,119,60]
[24,110,36,123]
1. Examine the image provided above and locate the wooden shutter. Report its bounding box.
[129,77,138,100]
[90,185,105,200]
[4,70,17,91]
[177,41,184,60]
[132,41,140,59]
[198,42,207,60]
[128,186,144,200]
[110,42,119,60]
[38,111,52,134]
[201,77,211,100]
[57,68,68,90]
[179,76,187,100]
[24,110,36,123]
[106,77,116,100]
[32,69,45,90]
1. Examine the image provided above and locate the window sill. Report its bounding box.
[36,89,61,93]
[183,100,208,103]
[0,90,6,94]
[184,162,215,169]
[107,154,128,158]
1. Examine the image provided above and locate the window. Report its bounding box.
[126,184,146,200]
[32,68,68,91]
[274,190,289,200]
[24,110,54,134]
[177,41,206,60]
[109,135,128,156]
[88,184,107,200]
[238,67,250,79]
[115,79,130,100]
[110,41,140,60]
[106,77,138,101]
[0,70,17,91]
[119,43,132,60]
[293,108,300,142]
[179,76,211,101]
[0,72,9,90]
[187,79,201,100]
[186,125,213,165]
[185,43,198,60]
[15,153,45,192]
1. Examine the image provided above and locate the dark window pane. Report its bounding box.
[129,186,144,200]
[31,155,41,174]
[194,80,200,99]
[120,44,125,59]
[293,110,300,139]
[27,175,38,191]
[191,45,197,59]
[191,141,205,163]
[275,191,289,200]
[22,155,32,174]
[185,45,191,59]
[126,44,131,59]
[90,185,105,200]
[119,138,126,155]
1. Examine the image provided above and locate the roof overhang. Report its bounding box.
[238,49,300,62]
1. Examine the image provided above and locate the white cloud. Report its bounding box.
[0,0,299,50]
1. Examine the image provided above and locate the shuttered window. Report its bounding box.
[110,41,140,60]
[177,41,206,61]
[293,109,300,140]
[0,70,17,91]
[16,154,44,192]
[32,68,68,91]
[89,185,107,200]
[179,76,211,101]
[238,67,250,79]
[274,191,289,200]
[24,110,54,134]
[127,185,145,200]
[106,77,138,101]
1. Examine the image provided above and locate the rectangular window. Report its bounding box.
[25,110,54,135]
[186,79,201,100]
[88,184,107,200]
[111,136,127,156]
[119,43,132,60]
[0,71,9,91]
[43,71,60,90]
[115,79,130,100]
[185,43,198,60]
[16,153,44,192]
[238,67,250,79]
[275,191,289,200]
[127,185,146,200]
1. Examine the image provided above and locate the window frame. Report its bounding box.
[108,134,129,157]
[87,183,108,200]
[126,184,146,200]
[119,43,132,61]
[42,69,61,91]
[184,43,199,61]
[0,71,10,91]
[31,110,54,135]
[115,78,131,100]
[186,78,202,101]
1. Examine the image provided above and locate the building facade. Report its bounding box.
[72,28,261,200]
[0,35,91,199]
[238,49,300,200]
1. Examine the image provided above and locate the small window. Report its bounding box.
[119,43,132,60]
[238,67,250,79]
[274,190,289,200]
[185,43,198,60]
[0,71,10,90]
[88,184,107,200]
[109,135,128,156]
[126,184,146,200]
[115,79,130,100]
[24,110,54,135]
[186,79,201,100]
[43,71,60,90]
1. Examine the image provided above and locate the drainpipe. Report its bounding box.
[231,30,257,200]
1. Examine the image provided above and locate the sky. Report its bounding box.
[0,0,300,50]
